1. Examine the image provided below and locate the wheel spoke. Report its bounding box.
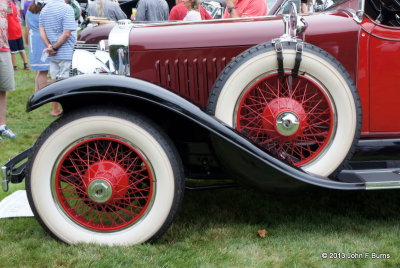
[236,73,334,166]
[54,137,154,231]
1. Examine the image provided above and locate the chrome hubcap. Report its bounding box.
[88,179,113,203]
[276,112,300,136]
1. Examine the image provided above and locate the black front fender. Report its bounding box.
[27,74,364,190]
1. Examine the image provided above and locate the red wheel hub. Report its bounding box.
[261,97,307,142]
[83,161,129,203]
[54,137,154,231]
[236,73,334,166]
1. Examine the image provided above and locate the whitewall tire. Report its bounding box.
[207,42,361,177]
[26,107,184,245]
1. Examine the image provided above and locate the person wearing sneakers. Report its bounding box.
[7,0,30,71]
[0,0,17,141]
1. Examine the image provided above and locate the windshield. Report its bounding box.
[274,0,357,14]
[267,0,278,9]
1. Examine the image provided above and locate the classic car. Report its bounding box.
[2,0,400,246]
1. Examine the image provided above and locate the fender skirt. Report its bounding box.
[27,75,364,190]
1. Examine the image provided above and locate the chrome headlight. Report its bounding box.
[71,50,112,75]
[72,20,132,76]
[108,19,133,76]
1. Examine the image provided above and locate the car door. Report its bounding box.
[369,23,400,133]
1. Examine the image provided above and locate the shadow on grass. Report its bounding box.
[164,186,400,242]
[1,185,399,245]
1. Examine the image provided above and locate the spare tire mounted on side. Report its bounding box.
[207,41,362,178]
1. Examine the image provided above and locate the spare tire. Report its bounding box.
[207,41,361,178]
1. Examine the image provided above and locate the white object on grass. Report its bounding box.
[0,190,34,218]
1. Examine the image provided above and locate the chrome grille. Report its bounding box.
[73,42,98,54]
[70,42,98,76]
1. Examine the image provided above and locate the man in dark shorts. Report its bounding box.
[8,0,29,70]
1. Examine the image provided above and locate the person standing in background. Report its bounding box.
[65,0,81,22]
[7,0,30,70]
[182,0,202,21]
[223,0,267,18]
[39,0,77,116]
[23,0,32,45]
[169,0,212,20]
[26,0,49,91]
[23,0,32,17]
[0,0,17,140]
[133,0,169,21]
[87,0,126,21]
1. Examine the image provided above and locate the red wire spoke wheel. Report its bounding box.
[236,73,334,166]
[26,109,184,245]
[54,137,154,231]
[208,41,361,178]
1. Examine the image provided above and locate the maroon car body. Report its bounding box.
[128,13,359,107]
[77,0,398,138]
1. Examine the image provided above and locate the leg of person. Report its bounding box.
[11,53,18,70]
[36,70,48,91]
[50,60,71,116]
[16,37,30,70]
[0,91,5,126]
[0,52,16,139]
[0,92,16,139]
[48,60,62,116]
[35,71,40,91]
[21,50,30,70]
[8,39,19,70]
[51,102,62,117]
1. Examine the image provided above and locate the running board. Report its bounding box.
[338,160,400,190]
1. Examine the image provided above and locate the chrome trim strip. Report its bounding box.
[341,8,363,23]
[345,168,400,190]
[366,181,400,190]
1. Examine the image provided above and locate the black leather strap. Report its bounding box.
[291,42,303,78]
[275,41,284,78]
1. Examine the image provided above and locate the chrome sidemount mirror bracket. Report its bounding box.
[355,0,365,22]
[279,2,308,41]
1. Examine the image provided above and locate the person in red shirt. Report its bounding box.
[223,0,267,18]
[169,0,212,20]
[7,0,29,70]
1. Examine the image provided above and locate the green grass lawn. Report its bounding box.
[0,56,399,268]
